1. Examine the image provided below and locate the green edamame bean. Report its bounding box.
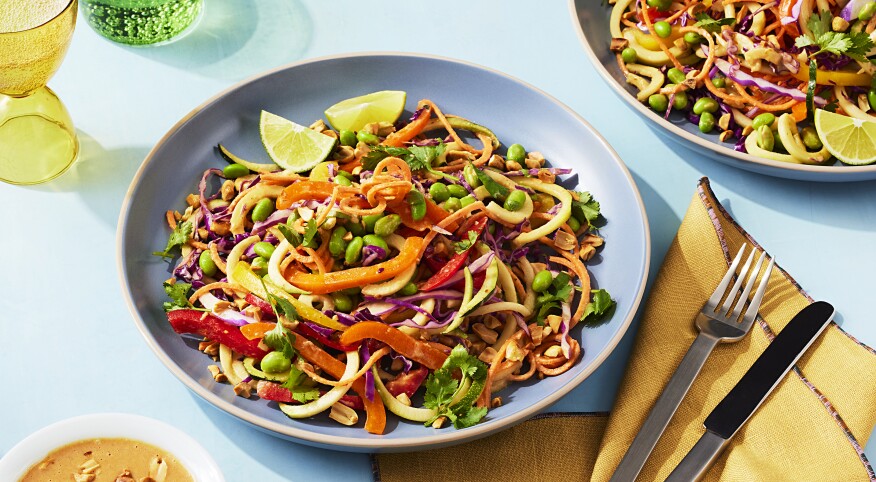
[699,111,716,133]
[459,195,476,208]
[648,94,669,112]
[447,184,469,198]
[463,163,481,188]
[621,47,638,64]
[345,236,364,265]
[251,256,268,275]
[261,351,291,374]
[399,282,418,297]
[443,197,462,212]
[429,182,450,203]
[667,68,686,84]
[339,130,358,147]
[653,21,671,38]
[332,292,354,313]
[503,190,527,212]
[801,126,823,150]
[684,32,702,45]
[869,90,876,111]
[329,227,348,258]
[756,125,775,151]
[363,214,384,232]
[711,76,726,88]
[254,242,276,260]
[567,216,581,232]
[860,2,876,20]
[407,190,427,221]
[363,234,388,252]
[374,214,402,237]
[223,163,249,179]
[752,113,776,130]
[251,198,275,222]
[199,250,218,277]
[532,270,554,293]
[341,286,361,296]
[693,97,719,115]
[357,131,379,145]
[347,221,366,236]
[335,175,352,187]
[506,143,526,163]
[673,90,689,110]
[646,0,671,10]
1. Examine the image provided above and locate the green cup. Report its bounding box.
[80,0,204,46]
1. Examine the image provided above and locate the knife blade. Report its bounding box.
[665,301,835,482]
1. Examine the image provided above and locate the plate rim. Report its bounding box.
[566,0,876,178]
[115,51,651,450]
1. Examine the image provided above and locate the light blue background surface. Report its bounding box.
[1,1,874,480]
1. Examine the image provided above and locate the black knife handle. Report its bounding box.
[704,301,834,439]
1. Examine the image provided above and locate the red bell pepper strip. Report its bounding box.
[418,216,488,292]
[339,322,448,370]
[384,365,429,400]
[245,293,275,316]
[257,381,364,410]
[167,309,268,359]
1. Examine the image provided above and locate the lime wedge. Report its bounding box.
[324,91,407,131]
[814,109,876,165]
[259,111,336,173]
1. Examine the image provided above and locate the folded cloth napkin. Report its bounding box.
[373,178,876,482]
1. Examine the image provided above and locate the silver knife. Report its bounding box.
[665,301,835,482]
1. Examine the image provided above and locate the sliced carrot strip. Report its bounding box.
[338,321,448,370]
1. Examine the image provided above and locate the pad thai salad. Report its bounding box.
[155,92,615,435]
[608,0,876,166]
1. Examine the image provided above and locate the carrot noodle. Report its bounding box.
[160,97,610,434]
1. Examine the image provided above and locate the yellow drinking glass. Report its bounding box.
[0,0,78,185]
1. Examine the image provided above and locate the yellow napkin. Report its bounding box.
[374,178,876,481]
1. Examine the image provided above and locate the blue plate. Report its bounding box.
[116,53,650,452]
[569,0,876,182]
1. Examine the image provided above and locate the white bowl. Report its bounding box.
[0,413,224,482]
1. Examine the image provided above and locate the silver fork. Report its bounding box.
[610,244,775,482]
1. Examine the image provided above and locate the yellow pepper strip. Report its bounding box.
[231,262,349,331]
[285,237,424,294]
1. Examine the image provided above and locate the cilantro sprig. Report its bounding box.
[795,11,873,61]
[423,345,489,429]
[162,281,194,312]
[282,365,320,402]
[362,142,447,172]
[694,13,736,33]
[581,289,616,327]
[534,272,574,324]
[571,191,602,226]
[453,231,478,253]
[153,221,193,259]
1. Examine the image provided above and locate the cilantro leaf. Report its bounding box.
[290,387,321,403]
[581,289,617,327]
[153,221,193,259]
[454,406,488,429]
[264,322,297,361]
[572,191,601,226]
[694,13,735,33]
[846,31,874,61]
[277,223,302,247]
[361,146,413,171]
[272,297,299,320]
[534,272,574,324]
[162,281,192,311]
[423,345,489,429]
[453,231,478,253]
[407,143,446,171]
[472,165,510,200]
[303,219,320,247]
